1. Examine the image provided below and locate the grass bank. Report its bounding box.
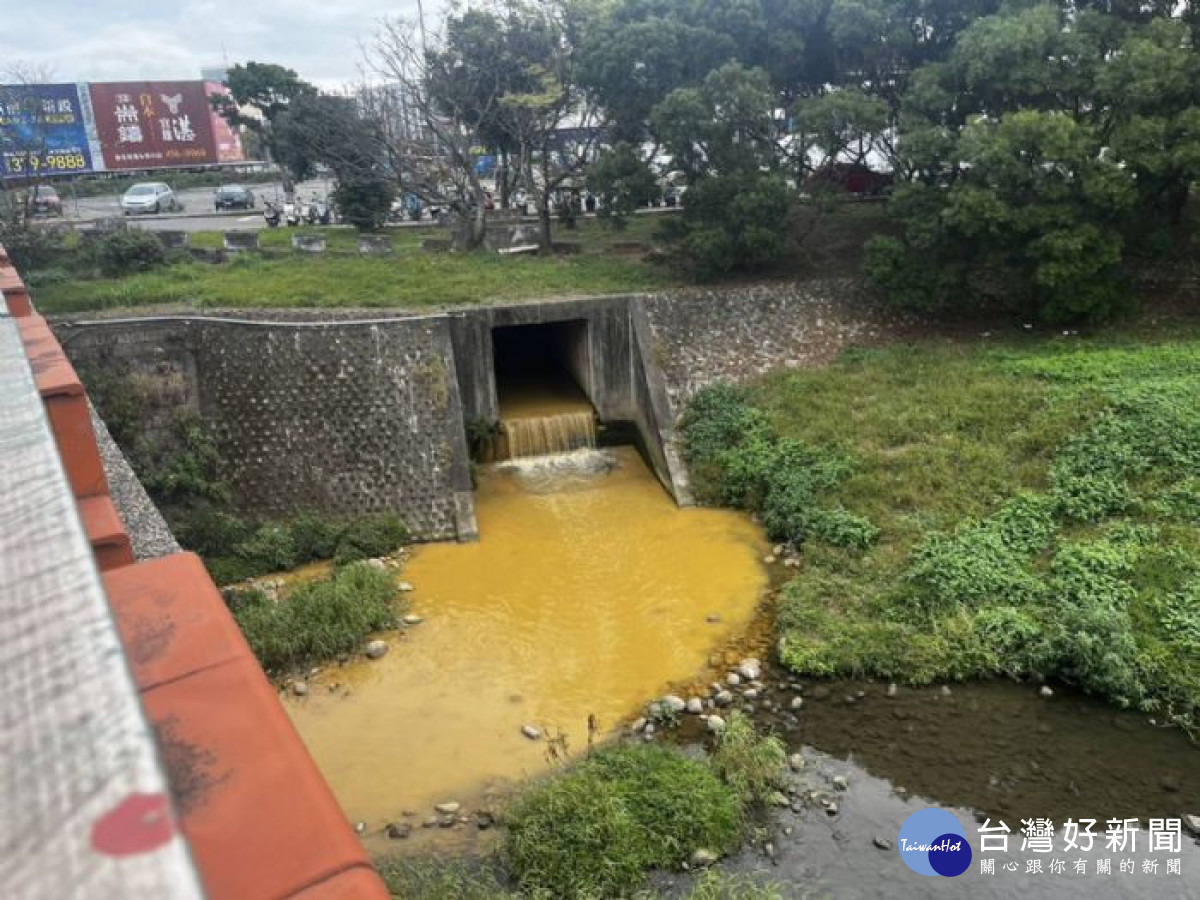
[229,561,404,674]
[30,216,677,314]
[375,714,785,899]
[681,326,1200,736]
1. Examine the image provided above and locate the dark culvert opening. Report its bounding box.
[489,321,597,460]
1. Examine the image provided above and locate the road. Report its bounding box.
[57,178,336,233]
[51,178,682,234]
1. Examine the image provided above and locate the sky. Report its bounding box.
[6,0,442,88]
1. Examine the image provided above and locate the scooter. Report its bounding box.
[263,201,281,228]
[309,196,332,226]
[284,198,301,227]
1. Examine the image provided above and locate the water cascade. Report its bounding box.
[499,410,597,459]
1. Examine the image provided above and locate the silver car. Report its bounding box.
[120,182,179,215]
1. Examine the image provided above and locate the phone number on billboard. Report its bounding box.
[3,152,89,173]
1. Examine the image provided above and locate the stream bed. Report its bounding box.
[667,674,1200,898]
[281,441,1198,895]
[284,446,769,851]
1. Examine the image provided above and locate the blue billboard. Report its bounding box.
[0,83,97,178]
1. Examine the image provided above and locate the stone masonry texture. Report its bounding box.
[54,279,908,538]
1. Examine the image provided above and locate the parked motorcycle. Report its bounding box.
[309,195,332,226]
[284,198,301,227]
[262,200,281,228]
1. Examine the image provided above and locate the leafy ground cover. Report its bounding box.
[682,326,1200,736]
[378,720,786,900]
[30,216,676,314]
[229,561,404,673]
[28,205,890,314]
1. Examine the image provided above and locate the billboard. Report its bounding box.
[205,82,245,163]
[88,81,219,170]
[0,83,97,178]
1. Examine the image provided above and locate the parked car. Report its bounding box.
[120,182,179,215]
[28,185,64,217]
[214,184,255,211]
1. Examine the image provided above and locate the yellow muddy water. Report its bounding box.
[284,446,767,834]
[495,372,597,459]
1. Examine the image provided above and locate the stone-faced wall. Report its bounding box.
[57,316,476,541]
[643,278,912,417]
[54,278,906,540]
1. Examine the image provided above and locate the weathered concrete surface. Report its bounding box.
[448,295,637,426]
[58,315,477,541]
[88,399,181,560]
[55,278,905,535]
[643,279,912,416]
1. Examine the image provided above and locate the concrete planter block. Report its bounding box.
[157,230,190,250]
[357,235,394,256]
[292,234,327,254]
[223,232,260,253]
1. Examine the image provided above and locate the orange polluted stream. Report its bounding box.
[285,446,768,829]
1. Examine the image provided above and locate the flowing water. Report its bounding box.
[284,446,769,843]
[492,372,597,459]
[671,675,1200,899]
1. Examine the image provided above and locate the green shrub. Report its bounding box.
[904,494,1056,618]
[682,384,874,552]
[173,508,252,558]
[237,524,298,573]
[505,765,648,898]
[95,229,167,276]
[709,712,787,805]
[970,606,1050,679]
[504,745,742,898]
[23,267,71,287]
[660,171,794,280]
[233,562,400,672]
[138,409,227,505]
[332,513,408,566]
[681,383,774,504]
[205,555,271,586]
[289,512,345,561]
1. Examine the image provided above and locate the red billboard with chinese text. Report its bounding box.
[89,81,217,170]
[205,82,245,163]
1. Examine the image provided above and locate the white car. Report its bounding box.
[120,182,179,215]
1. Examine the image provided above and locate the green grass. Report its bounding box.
[375,725,791,899]
[31,216,678,314]
[709,712,788,805]
[374,858,782,900]
[682,326,1200,734]
[230,562,403,673]
[503,744,744,899]
[375,859,511,900]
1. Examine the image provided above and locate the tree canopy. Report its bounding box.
[243,0,1199,319]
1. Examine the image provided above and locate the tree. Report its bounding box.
[274,92,397,232]
[652,63,797,277]
[588,141,660,228]
[213,62,317,195]
[489,0,605,250]
[865,3,1199,322]
[367,14,506,249]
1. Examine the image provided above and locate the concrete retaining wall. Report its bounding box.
[58,316,477,541]
[55,279,901,539]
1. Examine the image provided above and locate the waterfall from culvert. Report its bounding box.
[500,410,596,459]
